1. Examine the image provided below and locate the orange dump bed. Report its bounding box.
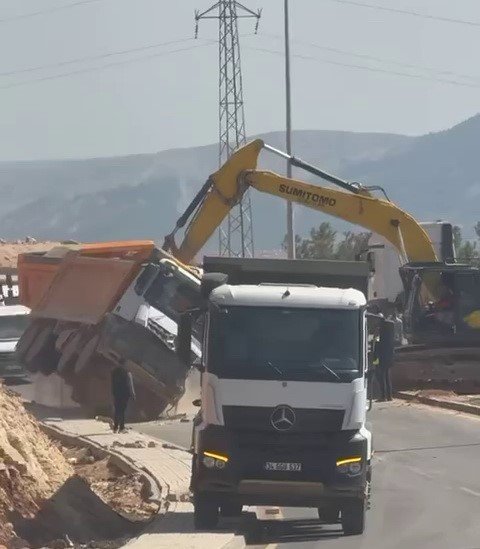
[18,240,155,309]
[33,254,143,324]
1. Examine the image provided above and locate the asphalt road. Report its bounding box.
[11,378,480,548]
[136,401,480,549]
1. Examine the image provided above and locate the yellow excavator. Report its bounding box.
[164,138,480,393]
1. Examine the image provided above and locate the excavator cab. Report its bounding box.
[401,263,480,346]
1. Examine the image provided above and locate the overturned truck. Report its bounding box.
[16,241,202,420]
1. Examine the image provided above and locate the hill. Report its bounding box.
[0,129,412,251]
[0,116,478,251]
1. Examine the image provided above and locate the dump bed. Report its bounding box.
[18,240,155,309]
[203,257,369,296]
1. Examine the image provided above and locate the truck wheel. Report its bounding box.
[341,499,366,535]
[193,494,219,530]
[317,508,339,523]
[220,501,243,517]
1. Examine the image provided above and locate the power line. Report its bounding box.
[0,0,111,23]
[0,40,216,90]
[326,0,480,28]
[259,32,480,84]
[247,45,480,89]
[0,37,195,77]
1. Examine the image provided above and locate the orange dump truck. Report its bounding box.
[17,241,202,420]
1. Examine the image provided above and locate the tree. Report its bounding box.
[282,222,337,259]
[453,225,462,251]
[335,231,371,261]
[282,223,371,261]
[453,225,479,265]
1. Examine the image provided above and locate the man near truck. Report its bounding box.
[111,358,136,433]
[376,318,394,401]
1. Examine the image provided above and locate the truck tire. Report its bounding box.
[193,493,219,530]
[317,508,339,523]
[220,501,243,517]
[341,499,366,535]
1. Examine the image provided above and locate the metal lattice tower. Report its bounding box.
[195,1,261,257]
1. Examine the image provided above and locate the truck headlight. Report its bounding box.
[336,456,362,476]
[203,451,229,470]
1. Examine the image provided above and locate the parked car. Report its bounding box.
[0,305,30,379]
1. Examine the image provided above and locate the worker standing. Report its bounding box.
[391,310,404,347]
[376,318,395,402]
[111,358,136,433]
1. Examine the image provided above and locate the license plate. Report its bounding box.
[264,462,302,472]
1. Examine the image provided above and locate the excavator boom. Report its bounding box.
[166,139,437,265]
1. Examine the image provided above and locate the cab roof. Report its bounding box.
[210,284,366,309]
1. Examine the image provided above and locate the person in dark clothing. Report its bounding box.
[111,359,136,433]
[375,319,395,401]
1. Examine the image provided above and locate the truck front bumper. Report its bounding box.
[192,426,369,507]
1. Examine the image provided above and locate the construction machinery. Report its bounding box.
[17,241,203,419]
[178,258,372,534]
[165,139,480,393]
[17,138,480,417]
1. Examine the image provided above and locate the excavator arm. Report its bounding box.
[165,139,437,265]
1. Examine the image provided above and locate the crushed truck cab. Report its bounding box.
[177,258,372,536]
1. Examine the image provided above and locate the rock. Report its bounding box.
[25,236,37,243]
[180,418,190,423]
[147,441,157,448]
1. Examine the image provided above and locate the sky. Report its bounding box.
[1,0,480,161]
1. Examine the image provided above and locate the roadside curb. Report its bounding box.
[397,391,480,416]
[40,422,166,515]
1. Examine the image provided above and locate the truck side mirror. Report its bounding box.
[176,313,192,366]
[201,272,228,300]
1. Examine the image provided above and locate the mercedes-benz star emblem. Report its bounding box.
[270,405,296,432]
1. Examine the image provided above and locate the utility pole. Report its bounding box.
[284,0,295,259]
[195,1,261,258]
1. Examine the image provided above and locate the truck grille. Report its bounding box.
[222,405,345,433]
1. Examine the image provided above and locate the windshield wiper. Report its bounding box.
[266,361,284,377]
[316,361,342,382]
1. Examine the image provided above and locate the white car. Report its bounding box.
[0,305,30,379]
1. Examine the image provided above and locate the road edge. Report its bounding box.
[40,422,166,517]
[397,391,480,416]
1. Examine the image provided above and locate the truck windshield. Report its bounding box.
[0,315,29,340]
[145,272,204,341]
[208,306,361,381]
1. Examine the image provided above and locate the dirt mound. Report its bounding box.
[63,447,158,520]
[0,383,72,545]
[0,241,59,269]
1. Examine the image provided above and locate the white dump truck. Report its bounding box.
[177,257,372,536]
